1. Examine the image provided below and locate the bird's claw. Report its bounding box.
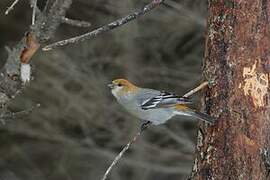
[140,121,151,132]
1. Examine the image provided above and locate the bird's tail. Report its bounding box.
[174,105,216,124]
[189,111,216,124]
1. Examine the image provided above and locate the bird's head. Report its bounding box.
[108,79,138,98]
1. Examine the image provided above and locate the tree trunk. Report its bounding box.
[191,0,270,179]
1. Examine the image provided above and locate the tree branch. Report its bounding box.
[0,0,72,108]
[42,0,165,51]
[60,17,91,28]
[31,0,37,25]
[183,81,209,98]
[101,124,150,180]
[5,0,20,15]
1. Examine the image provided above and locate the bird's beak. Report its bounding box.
[108,83,114,89]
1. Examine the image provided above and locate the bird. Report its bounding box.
[108,79,215,128]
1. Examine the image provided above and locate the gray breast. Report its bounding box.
[134,107,174,125]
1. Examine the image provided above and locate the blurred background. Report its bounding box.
[0,0,207,179]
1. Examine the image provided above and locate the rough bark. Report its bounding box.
[191,0,270,179]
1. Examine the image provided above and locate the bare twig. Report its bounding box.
[31,0,37,25]
[42,0,165,51]
[61,17,91,28]
[5,0,20,15]
[101,124,150,180]
[183,81,209,98]
[101,132,141,180]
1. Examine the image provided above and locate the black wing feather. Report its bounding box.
[141,91,191,110]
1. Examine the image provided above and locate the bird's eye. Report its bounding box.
[117,83,122,87]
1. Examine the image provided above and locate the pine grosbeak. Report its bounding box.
[108,79,215,126]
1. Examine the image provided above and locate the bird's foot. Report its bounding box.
[140,121,152,132]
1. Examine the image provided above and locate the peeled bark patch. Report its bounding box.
[240,60,268,108]
[20,32,40,64]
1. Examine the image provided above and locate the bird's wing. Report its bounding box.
[140,91,192,110]
[135,88,160,106]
